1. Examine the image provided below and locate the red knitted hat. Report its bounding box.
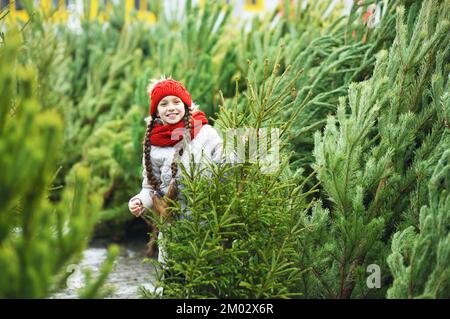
[149,79,192,116]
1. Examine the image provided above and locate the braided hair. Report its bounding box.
[143,104,192,199]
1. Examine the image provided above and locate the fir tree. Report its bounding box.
[387,150,449,299]
[308,0,449,298]
[143,57,314,298]
[0,27,112,298]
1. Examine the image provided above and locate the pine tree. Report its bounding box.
[67,105,145,232]
[280,0,405,170]
[142,57,314,298]
[387,150,449,298]
[306,0,449,298]
[0,27,108,298]
[16,1,153,229]
[5,0,448,299]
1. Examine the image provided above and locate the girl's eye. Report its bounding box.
[174,100,180,104]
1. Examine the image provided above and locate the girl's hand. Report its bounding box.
[129,198,144,217]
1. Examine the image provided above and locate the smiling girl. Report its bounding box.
[128,77,224,263]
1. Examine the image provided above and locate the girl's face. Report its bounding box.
[156,95,186,125]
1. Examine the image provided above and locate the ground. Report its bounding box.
[52,239,159,299]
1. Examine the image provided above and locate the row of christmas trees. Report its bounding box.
[0,0,448,298]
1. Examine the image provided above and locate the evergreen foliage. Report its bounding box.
[0,28,111,298]
[144,61,315,298]
[387,150,449,299]
[310,0,449,298]
[1,0,448,299]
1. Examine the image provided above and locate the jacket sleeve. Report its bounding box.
[129,155,161,209]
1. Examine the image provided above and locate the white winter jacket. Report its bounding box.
[129,123,224,210]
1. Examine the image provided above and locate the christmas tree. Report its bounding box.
[0,27,113,298]
[388,150,449,298]
[309,0,449,298]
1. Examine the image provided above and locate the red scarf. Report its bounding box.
[150,111,209,147]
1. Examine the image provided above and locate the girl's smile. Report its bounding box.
[157,95,186,125]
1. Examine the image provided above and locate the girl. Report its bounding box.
[128,78,224,264]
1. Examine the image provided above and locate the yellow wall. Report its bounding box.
[0,0,156,24]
